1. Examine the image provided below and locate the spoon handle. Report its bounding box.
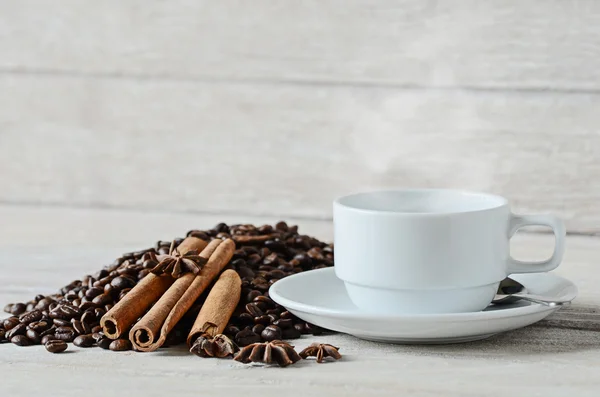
[511,293,572,306]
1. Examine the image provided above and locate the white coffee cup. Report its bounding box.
[333,189,566,314]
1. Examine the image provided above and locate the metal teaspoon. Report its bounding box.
[492,277,574,306]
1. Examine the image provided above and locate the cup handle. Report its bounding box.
[507,214,566,274]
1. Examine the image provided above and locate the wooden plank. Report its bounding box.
[1,205,598,304]
[1,1,600,90]
[1,205,600,397]
[1,75,599,232]
[536,305,600,332]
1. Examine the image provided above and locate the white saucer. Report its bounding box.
[269,268,577,344]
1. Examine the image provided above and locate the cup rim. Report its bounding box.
[333,188,508,216]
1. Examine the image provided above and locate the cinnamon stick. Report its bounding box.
[130,238,235,352]
[187,269,242,346]
[232,234,277,245]
[100,237,208,339]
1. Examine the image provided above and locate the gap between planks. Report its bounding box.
[2,66,600,96]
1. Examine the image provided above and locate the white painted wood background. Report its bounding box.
[1,0,599,232]
[2,3,600,394]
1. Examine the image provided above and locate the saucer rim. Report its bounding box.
[269,267,574,321]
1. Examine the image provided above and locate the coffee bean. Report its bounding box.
[293,323,307,335]
[109,339,132,351]
[85,287,103,300]
[53,318,70,327]
[292,253,311,268]
[35,298,54,311]
[245,303,264,317]
[238,267,256,280]
[39,325,57,337]
[111,276,134,290]
[11,334,31,346]
[142,259,156,269]
[72,320,86,335]
[224,325,240,336]
[118,288,131,301]
[25,329,41,344]
[0,329,6,343]
[3,303,14,313]
[267,269,286,279]
[92,278,111,289]
[3,317,20,331]
[6,323,27,339]
[45,339,68,353]
[78,301,97,311]
[253,295,275,308]
[214,223,229,233]
[277,263,294,273]
[19,309,43,324]
[73,334,95,347]
[41,335,55,345]
[282,326,302,339]
[273,318,293,329]
[245,289,262,304]
[305,323,323,336]
[246,254,262,267]
[27,320,50,333]
[252,324,265,334]
[254,315,271,326]
[94,308,106,319]
[55,326,75,342]
[265,308,281,316]
[264,239,287,254]
[94,269,109,280]
[80,310,96,324]
[262,253,279,266]
[92,294,112,306]
[59,303,81,319]
[237,313,255,326]
[91,325,103,334]
[258,224,274,234]
[97,336,112,350]
[103,284,114,295]
[49,308,67,320]
[10,303,27,316]
[261,325,282,341]
[188,230,209,240]
[235,329,261,347]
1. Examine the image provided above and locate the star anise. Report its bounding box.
[190,333,238,358]
[149,241,207,278]
[299,343,341,363]
[234,340,301,367]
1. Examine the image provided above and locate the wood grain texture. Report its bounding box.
[2,0,600,91]
[1,205,598,304]
[1,75,599,232]
[1,205,600,397]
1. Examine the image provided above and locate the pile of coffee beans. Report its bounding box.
[1,247,160,352]
[1,222,333,352]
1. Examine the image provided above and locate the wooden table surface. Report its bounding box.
[2,205,599,396]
